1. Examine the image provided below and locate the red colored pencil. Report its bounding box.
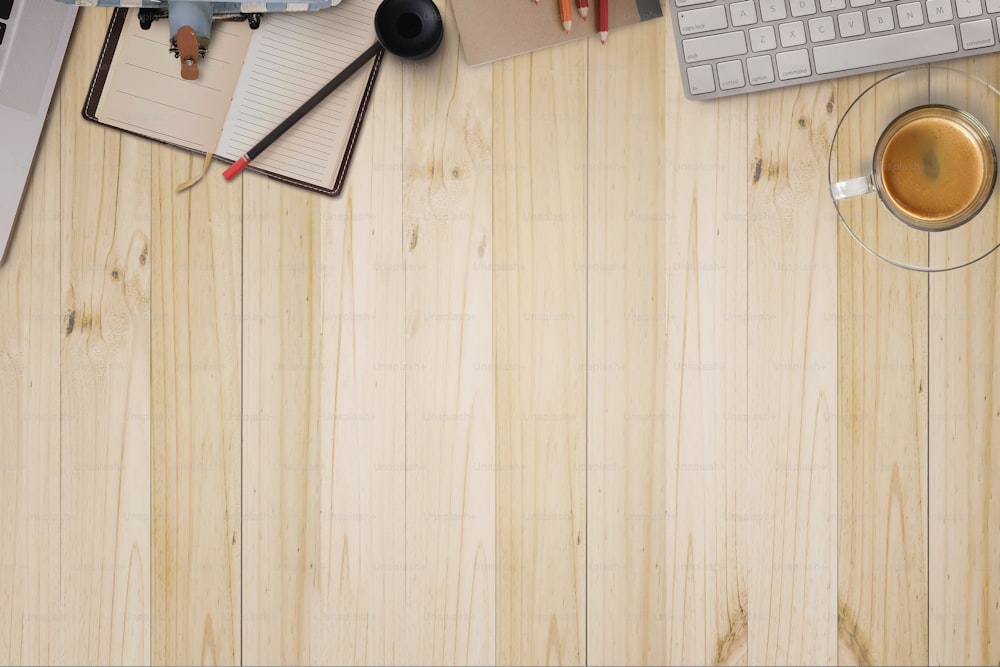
[559,0,573,32]
[577,0,589,20]
[598,0,608,43]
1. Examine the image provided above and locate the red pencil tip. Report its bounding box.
[223,155,251,180]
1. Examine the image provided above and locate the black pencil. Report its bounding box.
[223,41,384,180]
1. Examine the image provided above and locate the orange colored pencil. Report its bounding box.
[598,0,608,43]
[559,0,573,33]
[577,0,589,20]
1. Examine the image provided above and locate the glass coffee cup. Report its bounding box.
[830,104,997,233]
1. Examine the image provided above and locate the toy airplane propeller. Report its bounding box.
[56,1,340,80]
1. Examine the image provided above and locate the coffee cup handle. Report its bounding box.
[830,174,875,200]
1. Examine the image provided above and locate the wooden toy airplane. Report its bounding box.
[56,1,340,80]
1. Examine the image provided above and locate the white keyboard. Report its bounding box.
[669,0,1000,99]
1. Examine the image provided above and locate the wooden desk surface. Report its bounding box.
[2,3,997,665]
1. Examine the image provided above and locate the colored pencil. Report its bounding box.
[578,0,589,20]
[598,0,608,43]
[559,0,573,33]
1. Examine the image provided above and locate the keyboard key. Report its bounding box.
[0,0,11,21]
[820,0,847,10]
[960,18,995,47]
[717,60,747,89]
[790,0,818,15]
[956,0,984,17]
[779,20,807,46]
[687,64,716,94]
[747,55,776,84]
[868,7,895,31]
[838,11,866,36]
[682,31,748,62]
[749,25,778,50]
[676,0,716,6]
[731,1,758,26]
[897,2,925,27]
[759,0,788,21]
[678,6,729,35]
[927,0,954,22]
[809,16,837,41]
[776,49,811,79]
[850,0,875,7]
[988,0,1000,12]
[0,22,5,47]
[813,24,958,73]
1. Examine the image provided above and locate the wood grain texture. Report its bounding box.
[493,40,588,666]
[58,9,152,665]
[150,146,242,665]
[660,26,749,667]
[240,173,321,665]
[928,57,1000,667]
[929,252,1000,667]
[586,18,682,666]
[746,83,838,665]
[0,27,64,666]
[834,72,929,667]
[402,2,496,662]
[6,3,1000,666]
[241,43,408,667]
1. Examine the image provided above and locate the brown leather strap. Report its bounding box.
[176,25,200,80]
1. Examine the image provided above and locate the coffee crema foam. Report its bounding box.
[876,107,995,231]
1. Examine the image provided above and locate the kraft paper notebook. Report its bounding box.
[84,1,383,196]
[451,0,664,66]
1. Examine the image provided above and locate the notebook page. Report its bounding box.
[216,0,379,188]
[96,11,251,153]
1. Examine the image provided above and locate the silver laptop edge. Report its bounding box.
[0,2,78,265]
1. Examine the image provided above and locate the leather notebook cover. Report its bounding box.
[83,8,382,196]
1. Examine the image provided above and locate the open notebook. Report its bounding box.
[85,2,382,195]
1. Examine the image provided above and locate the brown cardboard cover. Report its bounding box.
[451,0,664,66]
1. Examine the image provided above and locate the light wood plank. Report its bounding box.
[240,159,330,667]
[929,253,1000,666]
[834,72,929,667]
[402,1,496,662]
[307,53,407,666]
[492,41,587,666]
[586,24,669,663]
[241,47,407,667]
[59,8,152,665]
[150,147,242,664]
[928,56,1000,667]
[658,26,749,667]
[0,26,65,665]
[746,84,839,665]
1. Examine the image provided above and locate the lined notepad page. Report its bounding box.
[96,12,251,153]
[216,0,379,188]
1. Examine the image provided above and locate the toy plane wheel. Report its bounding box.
[245,13,262,29]
[138,9,156,30]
